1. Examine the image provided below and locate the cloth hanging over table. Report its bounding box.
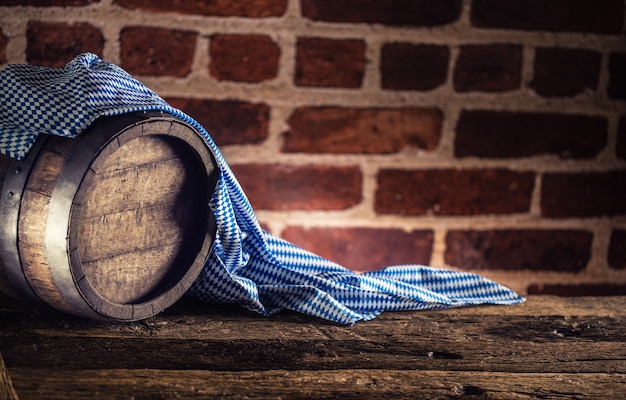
[0,53,523,324]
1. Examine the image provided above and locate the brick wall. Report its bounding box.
[1,0,625,296]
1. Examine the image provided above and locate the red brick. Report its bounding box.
[209,34,280,83]
[281,227,433,272]
[453,45,522,92]
[455,110,608,159]
[542,172,626,218]
[301,0,461,27]
[26,21,103,68]
[0,29,7,64]
[230,164,361,210]
[608,230,626,270]
[471,0,624,34]
[375,169,534,216]
[114,0,287,17]
[532,48,601,97]
[1,0,97,5]
[528,284,626,296]
[618,116,626,160]
[282,107,442,154]
[120,26,196,77]
[381,43,449,91]
[445,230,592,271]
[295,37,365,88]
[608,52,626,100]
[164,98,269,146]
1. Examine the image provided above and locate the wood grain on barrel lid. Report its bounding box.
[72,127,209,305]
[1,114,217,321]
[66,118,215,320]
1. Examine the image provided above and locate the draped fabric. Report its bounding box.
[0,54,523,324]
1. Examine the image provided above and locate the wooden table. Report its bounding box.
[0,293,624,399]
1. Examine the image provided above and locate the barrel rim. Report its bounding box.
[0,111,218,321]
[65,114,218,320]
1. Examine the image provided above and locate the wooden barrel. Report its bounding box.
[0,112,218,321]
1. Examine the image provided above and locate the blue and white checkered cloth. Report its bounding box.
[0,53,523,324]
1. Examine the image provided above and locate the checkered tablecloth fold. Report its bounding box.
[0,54,523,324]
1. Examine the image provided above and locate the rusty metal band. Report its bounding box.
[0,136,51,307]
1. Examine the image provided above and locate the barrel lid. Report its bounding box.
[0,112,218,321]
[65,114,217,320]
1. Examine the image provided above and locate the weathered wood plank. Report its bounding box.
[7,369,626,400]
[2,295,624,341]
[1,332,623,374]
[1,294,625,398]
[76,202,183,261]
[17,190,75,314]
[2,296,624,346]
[0,296,624,375]
[77,156,192,217]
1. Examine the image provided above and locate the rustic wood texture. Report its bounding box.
[17,143,77,314]
[1,115,216,321]
[0,294,624,399]
[72,133,209,305]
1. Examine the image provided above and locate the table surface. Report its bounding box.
[0,294,624,399]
